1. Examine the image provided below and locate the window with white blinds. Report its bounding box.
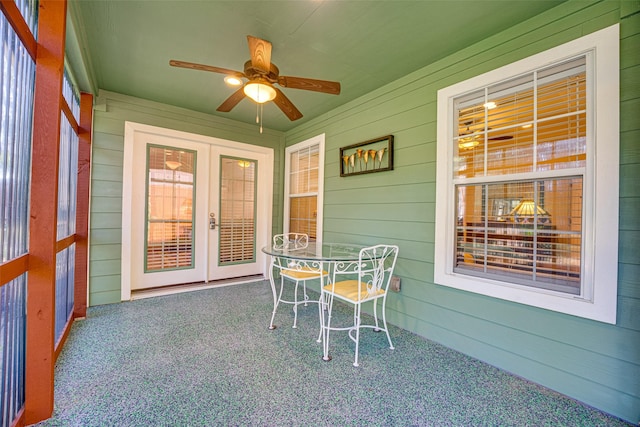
[284,135,325,241]
[218,157,256,265]
[452,57,585,293]
[435,25,619,323]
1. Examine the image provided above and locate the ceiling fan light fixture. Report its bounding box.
[244,81,276,103]
[165,160,182,170]
[224,75,243,86]
[484,101,497,109]
[458,139,480,150]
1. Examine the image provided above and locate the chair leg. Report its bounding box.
[269,275,286,330]
[381,299,394,350]
[316,292,324,343]
[302,281,309,306]
[322,293,335,361]
[372,299,381,332]
[353,303,361,367]
[292,280,299,328]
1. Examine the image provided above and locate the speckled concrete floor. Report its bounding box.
[36,281,631,426]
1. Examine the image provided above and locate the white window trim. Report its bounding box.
[283,134,325,243]
[434,25,619,324]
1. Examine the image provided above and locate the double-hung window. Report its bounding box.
[284,134,325,241]
[434,25,619,323]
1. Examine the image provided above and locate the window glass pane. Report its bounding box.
[308,146,319,192]
[0,274,27,423]
[289,145,319,195]
[62,68,80,121]
[455,178,581,294]
[16,0,38,34]
[454,59,586,179]
[486,126,535,176]
[219,157,256,265]
[0,13,36,262]
[145,146,195,271]
[57,70,80,240]
[55,243,75,342]
[289,196,317,239]
[287,139,321,241]
[537,57,586,120]
[0,6,36,423]
[57,115,79,239]
[487,73,535,129]
[455,89,485,169]
[537,113,586,171]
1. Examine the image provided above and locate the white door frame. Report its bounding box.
[121,121,274,301]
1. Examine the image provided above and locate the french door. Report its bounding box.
[121,122,273,298]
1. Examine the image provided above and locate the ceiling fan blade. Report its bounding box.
[272,88,303,121]
[170,59,244,77]
[278,76,341,95]
[247,35,272,74]
[216,88,246,112]
[488,135,514,141]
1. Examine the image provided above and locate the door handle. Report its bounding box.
[209,213,216,230]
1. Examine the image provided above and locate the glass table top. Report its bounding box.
[261,242,366,262]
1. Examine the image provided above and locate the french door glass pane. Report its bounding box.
[219,157,256,265]
[145,146,195,271]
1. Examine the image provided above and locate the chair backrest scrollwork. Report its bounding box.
[273,233,309,251]
[332,244,399,298]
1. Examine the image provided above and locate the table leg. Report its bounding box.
[320,260,333,361]
[268,255,278,330]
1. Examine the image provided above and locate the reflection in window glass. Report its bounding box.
[455,178,582,294]
[145,146,196,271]
[219,157,256,265]
[452,56,586,295]
[288,144,319,239]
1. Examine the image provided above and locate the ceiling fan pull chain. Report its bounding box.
[260,103,264,134]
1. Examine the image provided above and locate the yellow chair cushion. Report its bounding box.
[282,267,328,279]
[323,280,385,302]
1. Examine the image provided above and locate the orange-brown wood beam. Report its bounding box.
[0,254,29,285]
[0,0,37,60]
[60,98,79,134]
[55,234,76,253]
[25,0,67,424]
[9,406,24,427]
[74,92,93,319]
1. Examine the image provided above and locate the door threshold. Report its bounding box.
[131,275,265,301]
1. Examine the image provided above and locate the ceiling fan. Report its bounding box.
[458,121,513,149]
[170,35,341,122]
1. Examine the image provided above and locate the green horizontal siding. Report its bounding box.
[284,0,640,423]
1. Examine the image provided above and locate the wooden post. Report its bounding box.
[74,92,93,319]
[25,0,67,423]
